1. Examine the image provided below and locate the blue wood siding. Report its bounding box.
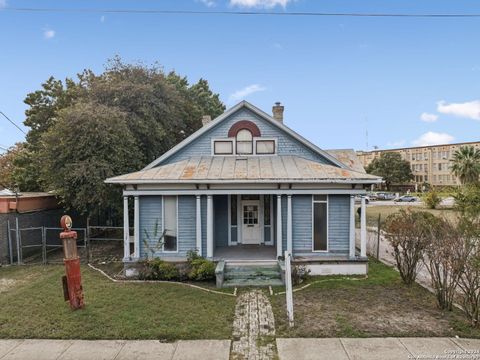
[178,195,197,255]
[139,196,163,258]
[214,195,229,247]
[159,108,335,166]
[328,195,350,254]
[292,195,312,252]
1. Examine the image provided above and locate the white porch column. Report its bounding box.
[196,195,202,256]
[134,196,140,259]
[207,195,214,258]
[349,195,356,258]
[276,195,283,258]
[287,195,293,254]
[123,196,130,260]
[360,195,367,258]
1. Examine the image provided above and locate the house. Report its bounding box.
[105,101,381,282]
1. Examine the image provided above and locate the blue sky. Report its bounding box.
[1,0,480,153]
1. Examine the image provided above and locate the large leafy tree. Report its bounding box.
[39,102,142,216]
[366,152,413,190]
[18,58,225,217]
[450,146,480,185]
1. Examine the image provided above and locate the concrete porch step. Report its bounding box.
[223,278,284,288]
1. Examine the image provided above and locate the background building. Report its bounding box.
[356,141,480,187]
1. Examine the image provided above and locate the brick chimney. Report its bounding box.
[202,115,212,126]
[272,102,284,123]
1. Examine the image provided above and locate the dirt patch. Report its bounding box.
[0,279,17,293]
[273,285,468,338]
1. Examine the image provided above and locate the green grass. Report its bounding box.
[365,205,458,227]
[0,265,235,340]
[271,259,480,338]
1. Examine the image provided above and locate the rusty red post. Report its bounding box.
[60,215,84,310]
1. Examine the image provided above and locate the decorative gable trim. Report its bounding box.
[228,120,261,137]
[143,101,347,170]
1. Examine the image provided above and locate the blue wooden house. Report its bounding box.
[106,101,381,284]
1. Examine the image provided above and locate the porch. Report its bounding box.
[213,245,276,261]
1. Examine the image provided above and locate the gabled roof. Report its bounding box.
[143,100,347,170]
[106,155,382,184]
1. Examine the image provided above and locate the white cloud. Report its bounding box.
[230,0,292,8]
[43,29,55,39]
[420,112,438,123]
[100,15,106,23]
[198,0,216,7]
[412,132,455,147]
[229,84,266,102]
[0,0,7,9]
[437,99,480,121]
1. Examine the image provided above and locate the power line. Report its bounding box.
[4,7,480,18]
[0,111,27,135]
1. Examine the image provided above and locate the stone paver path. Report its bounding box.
[231,289,276,360]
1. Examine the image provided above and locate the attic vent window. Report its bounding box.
[236,129,253,155]
[214,140,233,155]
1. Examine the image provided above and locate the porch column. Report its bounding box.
[123,196,130,260]
[276,195,283,258]
[207,195,214,258]
[349,195,356,258]
[134,196,140,259]
[360,195,367,258]
[196,195,202,256]
[287,195,293,254]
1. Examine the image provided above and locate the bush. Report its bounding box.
[140,259,180,281]
[291,264,310,286]
[423,189,442,209]
[188,258,216,281]
[384,209,435,285]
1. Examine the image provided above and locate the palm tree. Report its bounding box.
[450,146,480,184]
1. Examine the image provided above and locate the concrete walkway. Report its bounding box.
[0,339,230,360]
[277,337,480,360]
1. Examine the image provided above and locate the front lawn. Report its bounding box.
[271,259,480,338]
[0,265,235,340]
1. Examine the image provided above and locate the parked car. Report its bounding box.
[394,195,417,203]
[376,192,396,200]
[354,195,370,204]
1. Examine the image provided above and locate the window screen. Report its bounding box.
[256,140,275,154]
[163,196,177,252]
[313,198,327,251]
[236,129,253,154]
[214,140,233,155]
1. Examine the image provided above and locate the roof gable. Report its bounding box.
[143,101,347,170]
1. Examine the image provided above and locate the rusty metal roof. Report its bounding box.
[106,156,381,184]
[326,149,366,173]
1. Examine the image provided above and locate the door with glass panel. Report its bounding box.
[241,200,261,244]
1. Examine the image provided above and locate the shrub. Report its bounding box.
[423,189,442,209]
[423,217,467,311]
[140,259,180,281]
[186,249,201,263]
[291,264,310,286]
[188,258,216,281]
[383,209,435,285]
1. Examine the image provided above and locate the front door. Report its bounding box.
[242,200,261,244]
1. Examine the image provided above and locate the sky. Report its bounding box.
[1,0,480,154]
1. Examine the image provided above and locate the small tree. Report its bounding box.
[423,188,442,209]
[366,152,413,190]
[423,217,467,311]
[383,209,434,285]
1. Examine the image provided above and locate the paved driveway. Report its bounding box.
[277,338,480,360]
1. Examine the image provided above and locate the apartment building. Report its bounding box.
[356,141,480,187]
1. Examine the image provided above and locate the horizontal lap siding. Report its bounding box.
[292,195,312,253]
[177,196,196,256]
[160,108,334,165]
[328,195,350,254]
[139,196,163,258]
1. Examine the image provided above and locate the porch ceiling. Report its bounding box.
[106,155,381,185]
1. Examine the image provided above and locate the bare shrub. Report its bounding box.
[384,209,434,285]
[423,217,467,311]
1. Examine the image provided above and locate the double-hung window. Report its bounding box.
[163,196,177,252]
[312,195,328,252]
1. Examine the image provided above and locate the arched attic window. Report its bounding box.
[236,129,253,155]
